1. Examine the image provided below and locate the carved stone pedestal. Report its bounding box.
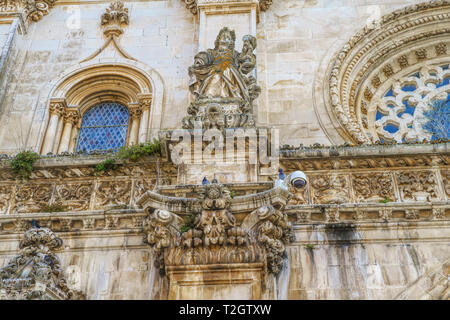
[167,263,264,300]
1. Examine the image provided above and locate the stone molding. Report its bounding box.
[326,0,450,144]
[181,0,272,16]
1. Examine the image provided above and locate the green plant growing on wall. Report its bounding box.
[9,150,40,179]
[93,139,161,174]
[95,158,117,174]
[379,196,391,204]
[229,190,236,199]
[304,244,316,250]
[117,139,161,162]
[39,202,67,213]
[180,214,196,234]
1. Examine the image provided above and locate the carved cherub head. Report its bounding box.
[214,27,236,51]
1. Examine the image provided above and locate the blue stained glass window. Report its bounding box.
[76,102,129,153]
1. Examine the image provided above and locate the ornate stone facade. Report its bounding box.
[0,0,448,301]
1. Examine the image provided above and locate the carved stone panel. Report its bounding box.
[54,182,93,211]
[94,181,131,209]
[309,174,351,204]
[396,171,440,202]
[12,184,53,213]
[352,173,395,202]
[0,185,13,214]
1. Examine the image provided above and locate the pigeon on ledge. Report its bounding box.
[202,177,210,185]
[279,168,286,180]
[30,219,40,229]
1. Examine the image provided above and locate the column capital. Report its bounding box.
[49,99,67,117]
[64,108,81,126]
[137,93,152,110]
[128,103,143,120]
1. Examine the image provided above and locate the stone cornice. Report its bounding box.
[181,0,272,16]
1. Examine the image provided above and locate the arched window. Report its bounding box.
[76,102,130,153]
[322,2,450,144]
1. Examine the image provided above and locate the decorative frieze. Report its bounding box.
[396,171,439,202]
[181,0,274,15]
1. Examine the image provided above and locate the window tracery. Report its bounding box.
[323,1,450,144]
[40,64,156,155]
[374,65,450,142]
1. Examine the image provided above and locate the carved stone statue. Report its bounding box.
[183,27,260,129]
[0,226,85,300]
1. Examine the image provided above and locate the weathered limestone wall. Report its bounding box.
[0,219,448,300]
[285,221,449,300]
[0,0,430,154]
[0,231,163,299]
[0,0,197,153]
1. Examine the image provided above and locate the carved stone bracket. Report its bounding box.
[138,179,293,278]
[0,226,85,300]
[0,0,57,23]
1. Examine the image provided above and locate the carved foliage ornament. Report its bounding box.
[327,0,450,144]
[142,181,293,275]
[183,27,260,129]
[0,0,57,22]
[0,227,85,300]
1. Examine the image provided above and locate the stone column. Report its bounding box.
[128,104,142,146]
[57,109,80,154]
[68,124,80,153]
[41,100,66,155]
[137,94,152,143]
